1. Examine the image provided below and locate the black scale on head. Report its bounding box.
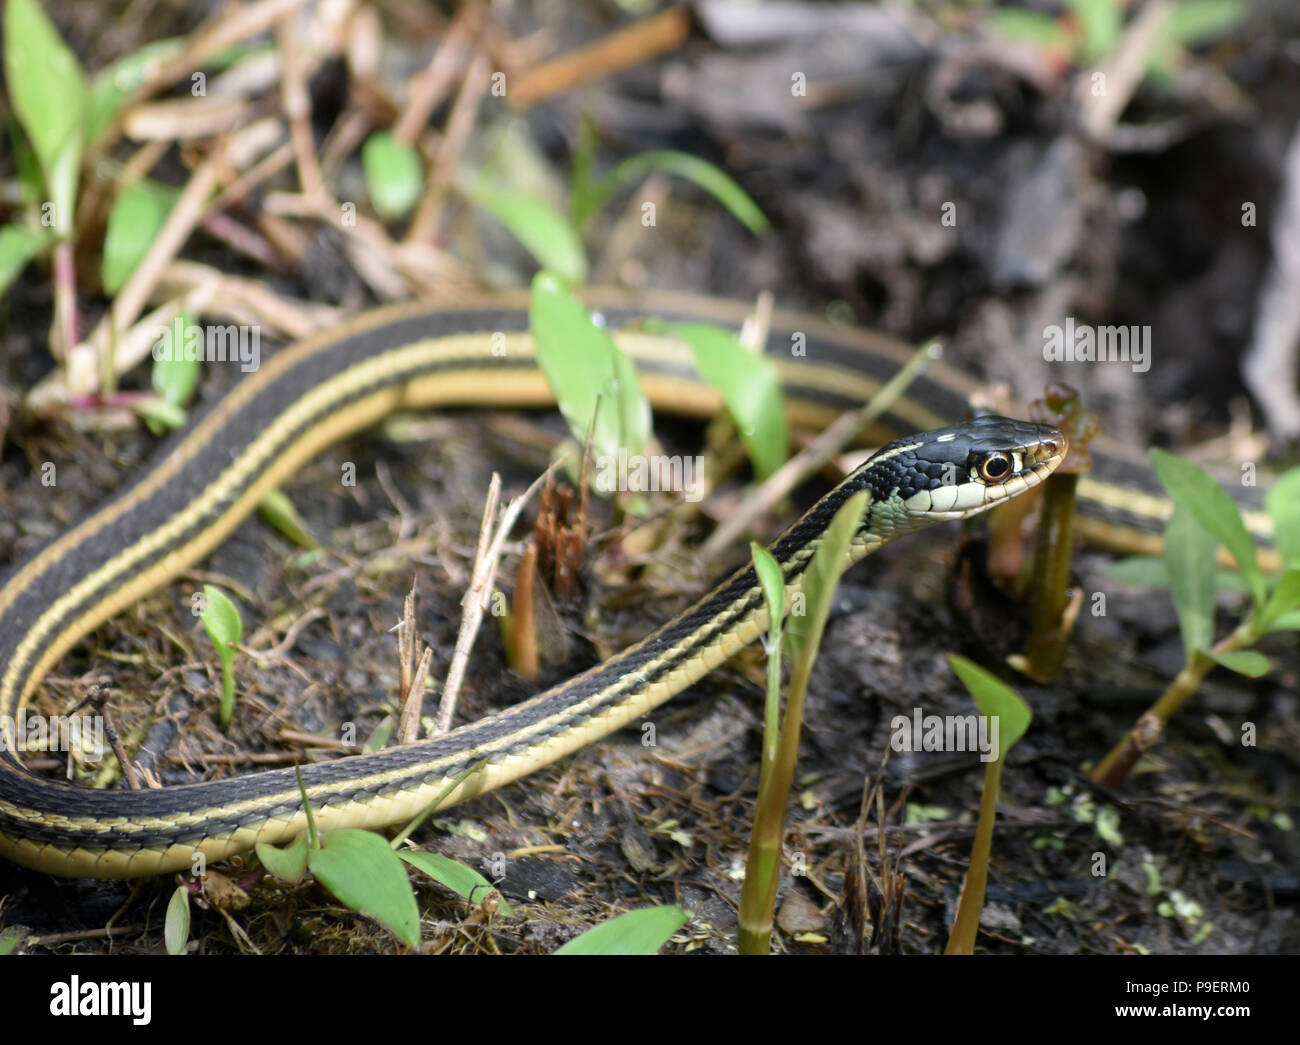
[858,451,950,503]
[854,416,1037,503]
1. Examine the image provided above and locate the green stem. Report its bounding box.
[1091,620,1258,789]
[737,649,812,954]
[1021,473,1079,680]
[945,759,1003,954]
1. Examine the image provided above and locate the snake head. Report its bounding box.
[855,415,1067,529]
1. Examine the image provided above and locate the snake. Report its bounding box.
[0,288,1267,878]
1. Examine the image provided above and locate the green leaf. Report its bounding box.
[1209,650,1269,678]
[1104,555,1253,594]
[400,850,514,916]
[1164,503,1218,656]
[150,310,200,408]
[751,542,786,764]
[1146,0,1245,85]
[257,488,319,550]
[1104,556,1169,588]
[1150,447,1265,610]
[1095,805,1124,847]
[363,715,394,752]
[133,398,188,435]
[785,491,869,668]
[985,9,1074,52]
[362,131,423,221]
[0,930,21,955]
[751,544,786,629]
[8,114,44,209]
[1266,610,1300,632]
[201,585,242,648]
[1067,0,1122,61]
[0,223,48,298]
[1258,569,1300,634]
[201,585,242,729]
[569,108,600,227]
[103,180,180,294]
[468,188,587,284]
[164,886,190,955]
[553,904,689,955]
[577,150,769,234]
[86,37,185,145]
[293,768,319,850]
[1161,0,1245,46]
[4,0,87,237]
[529,272,651,468]
[650,321,787,480]
[1265,467,1300,568]
[947,654,1033,759]
[255,831,310,883]
[308,829,420,948]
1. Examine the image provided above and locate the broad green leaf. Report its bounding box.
[363,715,394,752]
[1150,447,1264,610]
[400,850,514,916]
[309,829,420,948]
[577,150,769,234]
[201,585,242,647]
[103,180,180,293]
[1258,569,1300,634]
[256,831,310,883]
[257,488,318,550]
[150,309,200,408]
[785,491,869,668]
[362,131,423,221]
[0,224,47,298]
[1104,556,1169,588]
[985,9,1074,52]
[164,886,190,955]
[4,0,87,237]
[1104,555,1253,594]
[948,653,1032,758]
[1267,610,1300,631]
[1209,650,1269,678]
[8,114,44,208]
[0,930,21,955]
[1265,467,1300,567]
[133,398,188,434]
[469,188,587,284]
[651,321,787,480]
[86,37,185,144]
[529,272,650,468]
[1147,0,1244,83]
[1161,0,1245,46]
[1164,503,1217,656]
[554,904,688,955]
[201,585,242,729]
[1067,0,1122,61]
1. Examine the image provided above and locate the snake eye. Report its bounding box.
[977,452,1013,483]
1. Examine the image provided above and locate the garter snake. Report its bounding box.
[0,289,1267,878]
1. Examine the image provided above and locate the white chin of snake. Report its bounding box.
[902,461,1056,521]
